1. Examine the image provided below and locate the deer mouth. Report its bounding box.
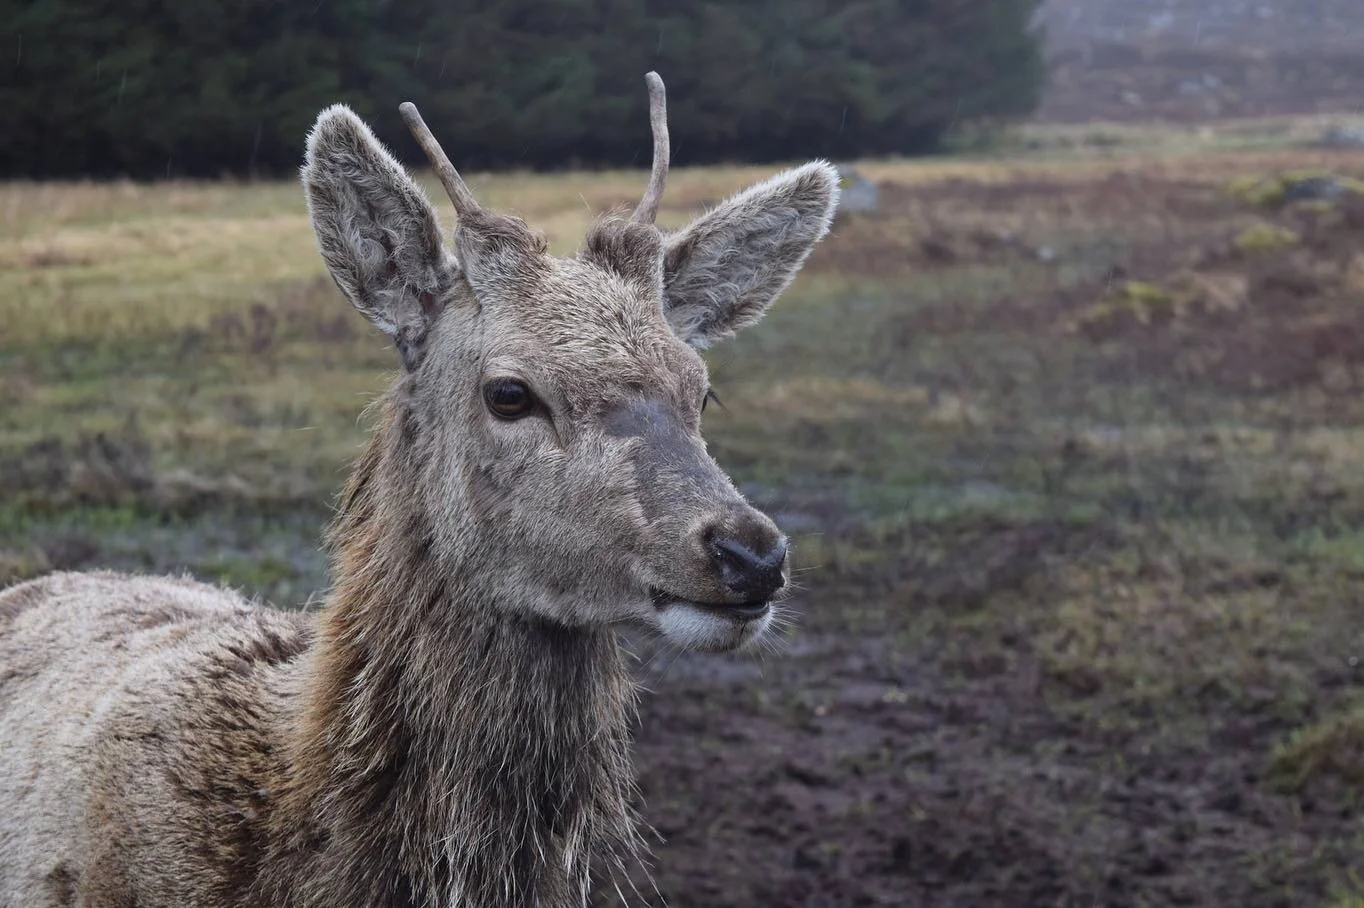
[648,587,771,621]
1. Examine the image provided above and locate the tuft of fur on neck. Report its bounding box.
[263,391,645,908]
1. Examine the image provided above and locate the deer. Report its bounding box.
[0,72,838,908]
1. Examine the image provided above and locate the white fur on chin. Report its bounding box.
[657,602,773,652]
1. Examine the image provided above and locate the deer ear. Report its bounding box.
[302,104,457,370]
[661,162,839,348]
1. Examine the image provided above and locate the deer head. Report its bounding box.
[301,73,838,653]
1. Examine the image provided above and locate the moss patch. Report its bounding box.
[1234,222,1301,253]
[1226,170,1364,208]
[1268,704,1364,793]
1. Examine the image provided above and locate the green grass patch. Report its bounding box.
[1269,703,1364,794]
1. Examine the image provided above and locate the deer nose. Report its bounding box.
[707,525,788,603]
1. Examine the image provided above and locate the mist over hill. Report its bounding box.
[1035,0,1364,121]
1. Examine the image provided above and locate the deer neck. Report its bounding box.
[271,397,641,907]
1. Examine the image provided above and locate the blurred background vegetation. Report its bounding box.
[1,0,1045,176]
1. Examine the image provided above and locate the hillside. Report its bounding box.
[1035,0,1364,122]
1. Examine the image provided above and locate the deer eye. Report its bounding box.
[484,378,535,420]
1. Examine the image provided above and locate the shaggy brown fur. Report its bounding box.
[0,80,837,907]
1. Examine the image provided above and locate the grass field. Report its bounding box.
[3,119,1363,905]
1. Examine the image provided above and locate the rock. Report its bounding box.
[835,164,878,215]
[1227,170,1364,207]
[1319,124,1364,149]
[1179,73,1222,96]
[1282,176,1349,203]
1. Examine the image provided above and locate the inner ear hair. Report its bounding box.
[301,103,455,369]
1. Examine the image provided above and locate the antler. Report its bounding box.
[399,101,481,216]
[630,71,670,225]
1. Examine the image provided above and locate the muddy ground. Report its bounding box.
[611,525,1360,907]
[595,164,1364,906]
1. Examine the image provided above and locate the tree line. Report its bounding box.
[1,0,1046,178]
